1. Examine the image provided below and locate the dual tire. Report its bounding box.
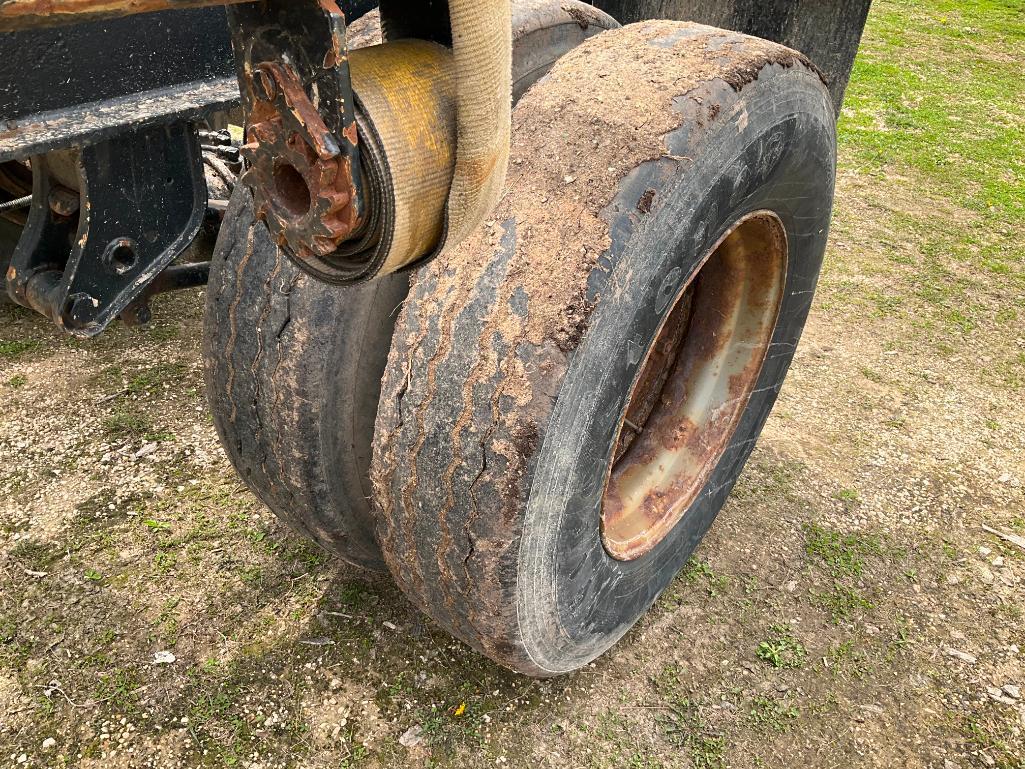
[205,19,836,674]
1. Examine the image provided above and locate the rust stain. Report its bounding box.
[240,61,359,261]
[0,0,252,31]
[601,212,787,561]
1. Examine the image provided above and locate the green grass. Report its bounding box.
[813,584,875,624]
[0,339,42,359]
[835,0,1025,340]
[748,696,799,734]
[126,362,189,394]
[652,667,727,769]
[102,407,173,441]
[756,624,808,669]
[804,523,883,579]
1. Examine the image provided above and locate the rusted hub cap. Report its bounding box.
[240,62,359,260]
[601,212,788,561]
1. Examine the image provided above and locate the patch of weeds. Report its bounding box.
[824,639,870,678]
[860,367,884,384]
[285,540,330,571]
[0,616,16,644]
[803,522,882,579]
[9,539,60,570]
[658,701,726,769]
[653,666,727,769]
[995,352,1025,390]
[0,338,42,359]
[748,696,799,733]
[102,408,154,438]
[146,323,181,342]
[955,712,1024,769]
[812,585,874,624]
[756,624,807,669]
[154,551,177,573]
[93,669,141,712]
[592,712,665,769]
[338,735,370,768]
[679,558,731,597]
[834,488,860,506]
[156,598,181,644]
[239,565,263,585]
[885,616,914,661]
[416,700,488,753]
[733,458,805,501]
[126,362,188,394]
[6,374,26,388]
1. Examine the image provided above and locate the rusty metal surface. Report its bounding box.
[240,62,359,259]
[0,0,251,31]
[228,0,368,275]
[601,211,789,561]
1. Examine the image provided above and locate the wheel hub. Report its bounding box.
[601,211,789,561]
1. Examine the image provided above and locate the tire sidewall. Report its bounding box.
[517,65,836,674]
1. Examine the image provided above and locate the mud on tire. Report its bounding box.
[371,21,837,674]
[202,1,619,571]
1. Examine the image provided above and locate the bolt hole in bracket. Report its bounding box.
[228,0,374,270]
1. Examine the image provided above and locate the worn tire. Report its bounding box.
[203,1,618,570]
[372,21,836,674]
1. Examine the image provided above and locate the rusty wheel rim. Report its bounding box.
[600,211,788,561]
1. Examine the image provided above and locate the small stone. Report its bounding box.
[942,646,977,665]
[152,651,176,665]
[41,738,56,750]
[987,686,1015,705]
[979,546,992,557]
[1003,684,1021,700]
[382,621,397,631]
[992,556,1005,568]
[133,442,158,459]
[399,724,424,748]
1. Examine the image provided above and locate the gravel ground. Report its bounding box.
[1,0,1023,767]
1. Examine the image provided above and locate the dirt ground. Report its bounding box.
[1,1,1023,767]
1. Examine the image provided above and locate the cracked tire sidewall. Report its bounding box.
[203,185,401,570]
[201,7,619,572]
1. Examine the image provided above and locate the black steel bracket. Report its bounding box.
[6,123,207,337]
